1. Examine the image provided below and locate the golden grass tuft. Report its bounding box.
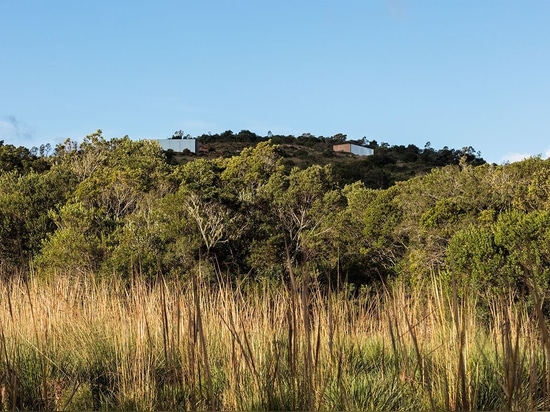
[0,270,549,410]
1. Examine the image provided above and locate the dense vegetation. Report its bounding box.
[2,271,549,410]
[172,129,485,189]
[2,131,550,410]
[0,130,488,284]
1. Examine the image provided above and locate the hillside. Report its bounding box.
[0,131,493,283]
[164,131,486,189]
[3,133,550,410]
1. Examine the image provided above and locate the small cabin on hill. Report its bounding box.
[333,143,374,157]
[154,138,199,153]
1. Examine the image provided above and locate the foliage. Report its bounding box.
[0,141,50,174]
[0,166,75,269]
[6,131,550,409]
[2,274,550,411]
[35,131,170,277]
[1,130,550,301]
[192,132,486,190]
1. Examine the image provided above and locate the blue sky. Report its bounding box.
[1,0,549,164]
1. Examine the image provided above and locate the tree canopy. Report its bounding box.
[2,130,549,301]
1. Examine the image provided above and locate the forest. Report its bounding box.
[1,130,550,410]
[0,130,487,281]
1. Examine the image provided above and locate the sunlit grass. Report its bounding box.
[0,270,549,410]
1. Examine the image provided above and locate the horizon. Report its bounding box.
[0,129,527,166]
[1,1,549,165]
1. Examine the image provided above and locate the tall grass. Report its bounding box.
[0,269,549,410]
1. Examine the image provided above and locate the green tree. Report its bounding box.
[493,210,550,289]
[221,140,284,203]
[36,133,170,277]
[445,226,507,295]
[0,164,75,270]
[254,164,341,278]
[34,201,106,274]
[445,209,550,296]
[0,142,47,174]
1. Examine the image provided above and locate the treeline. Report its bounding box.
[0,131,548,298]
[172,130,486,189]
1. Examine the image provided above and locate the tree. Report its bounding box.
[256,164,340,276]
[0,164,75,270]
[445,209,550,296]
[35,201,106,274]
[171,130,191,139]
[330,133,347,143]
[36,133,170,277]
[236,130,258,142]
[445,226,507,295]
[221,141,285,203]
[0,142,45,175]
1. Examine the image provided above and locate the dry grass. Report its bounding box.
[0,270,549,410]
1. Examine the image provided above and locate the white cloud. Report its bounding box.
[0,119,17,139]
[500,149,550,164]
[501,152,537,164]
[0,116,34,144]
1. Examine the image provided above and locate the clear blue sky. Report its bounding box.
[1,0,549,164]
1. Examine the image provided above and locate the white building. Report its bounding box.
[333,143,374,156]
[154,138,199,153]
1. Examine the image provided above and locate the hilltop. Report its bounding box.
[164,130,486,189]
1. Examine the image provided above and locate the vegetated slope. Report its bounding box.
[5,135,550,411]
[165,130,486,189]
[3,130,550,300]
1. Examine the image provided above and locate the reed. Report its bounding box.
[0,269,549,410]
